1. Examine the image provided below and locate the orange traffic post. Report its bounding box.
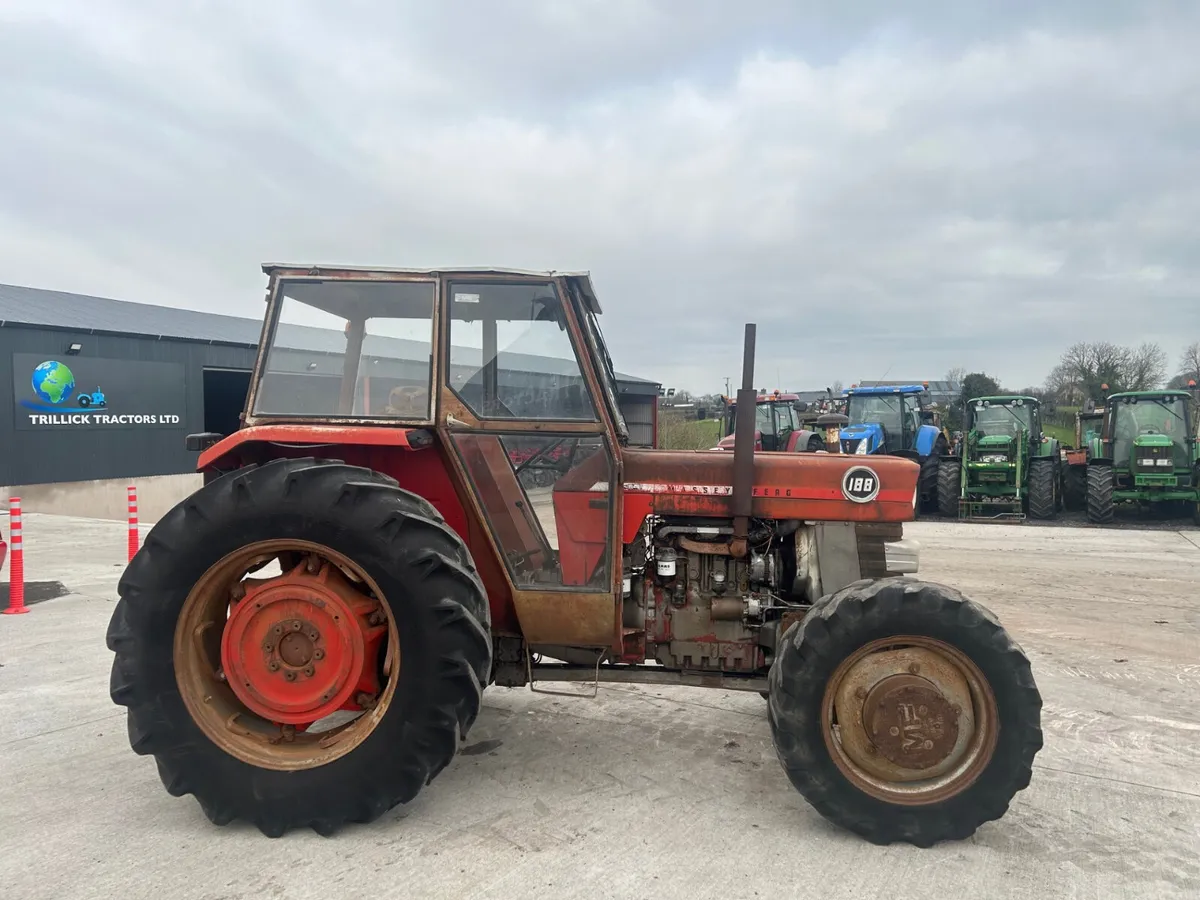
[127,486,139,563]
[3,497,28,615]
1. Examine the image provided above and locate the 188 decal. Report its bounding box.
[841,466,881,503]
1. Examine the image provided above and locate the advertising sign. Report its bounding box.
[13,354,186,430]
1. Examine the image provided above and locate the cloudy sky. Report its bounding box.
[2,1,1199,393]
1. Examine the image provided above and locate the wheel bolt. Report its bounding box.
[291,620,302,632]
[303,665,315,677]
[272,625,282,635]
[313,649,325,660]
[262,640,274,652]
[307,629,320,641]
[284,670,297,682]
[908,663,921,675]
[268,661,280,672]
[854,686,866,699]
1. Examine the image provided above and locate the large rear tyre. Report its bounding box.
[107,457,491,837]
[917,454,940,514]
[1027,459,1058,520]
[1086,465,1114,524]
[768,577,1042,847]
[1063,465,1086,512]
[936,459,961,519]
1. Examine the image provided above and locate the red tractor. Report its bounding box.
[712,391,826,453]
[108,265,1042,846]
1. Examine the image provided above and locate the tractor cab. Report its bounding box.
[1096,391,1196,483]
[841,385,932,456]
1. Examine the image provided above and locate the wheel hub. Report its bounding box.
[862,674,960,771]
[220,559,386,725]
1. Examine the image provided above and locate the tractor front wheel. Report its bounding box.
[1027,459,1058,520]
[768,577,1042,847]
[1086,465,1115,524]
[107,458,492,836]
[936,459,961,519]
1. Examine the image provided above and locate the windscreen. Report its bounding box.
[847,394,903,435]
[1112,397,1190,466]
[972,404,1031,438]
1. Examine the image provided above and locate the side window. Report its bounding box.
[255,280,435,420]
[448,282,596,421]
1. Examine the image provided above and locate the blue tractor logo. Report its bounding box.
[77,387,107,408]
[840,384,952,513]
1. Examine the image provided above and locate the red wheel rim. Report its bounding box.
[220,559,386,726]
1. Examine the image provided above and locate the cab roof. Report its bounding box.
[845,384,926,396]
[970,395,1040,405]
[1108,389,1193,401]
[260,263,602,313]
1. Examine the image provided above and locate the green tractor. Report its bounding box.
[937,395,1062,520]
[1085,389,1200,525]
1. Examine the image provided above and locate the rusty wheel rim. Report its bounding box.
[173,540,400,771]
[820,635,998,805]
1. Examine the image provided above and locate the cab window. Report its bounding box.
[447,282,597,421]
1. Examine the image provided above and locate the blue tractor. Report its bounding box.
[839,384,952,513]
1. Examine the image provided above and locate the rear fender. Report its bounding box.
[194,424,522,635]
[892,449,920,462]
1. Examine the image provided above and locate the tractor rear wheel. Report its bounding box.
[936,459,960,519]
[107,457,491,836]
[917,455,940,514]
[1063,465,1086,512]
[1027,459,1057,520]
[768,577,1042,847]
[1086,465,1114,524]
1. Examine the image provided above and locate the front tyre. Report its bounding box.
[107,458,492,836]
[768,577,1042,847]
[1086,465,1114,524]
[936,459,961,519]
[1027,458,1057,520]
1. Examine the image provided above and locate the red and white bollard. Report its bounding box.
[3,497,28,615]
[127,486,140,563]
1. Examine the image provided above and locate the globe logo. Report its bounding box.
[31,360,76,405]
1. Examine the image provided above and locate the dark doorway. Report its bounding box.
[203,369,251,437]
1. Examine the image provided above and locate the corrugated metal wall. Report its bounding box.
[0,326,254,487]
[619,395,656,447]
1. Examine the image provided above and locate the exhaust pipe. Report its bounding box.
[730,324,757,558]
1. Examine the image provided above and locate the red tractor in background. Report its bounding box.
[108,264,1042,847]
[712,390,827,452]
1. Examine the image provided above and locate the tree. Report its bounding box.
[945,367,967,387]
[829,380,844,397]
[1173,342,1200,388]
[961,372,1002,403]
[1047,341,1167,403]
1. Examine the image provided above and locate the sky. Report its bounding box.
[2,0,1199,393]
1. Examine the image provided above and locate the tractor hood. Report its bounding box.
[712,430,760,451]
[1133,433,1173,448]
[977,434,1014,450]
[840,422,884,455]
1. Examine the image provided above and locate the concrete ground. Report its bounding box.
[1,514,1198,900]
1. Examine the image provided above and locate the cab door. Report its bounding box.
[436,276,621,649]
